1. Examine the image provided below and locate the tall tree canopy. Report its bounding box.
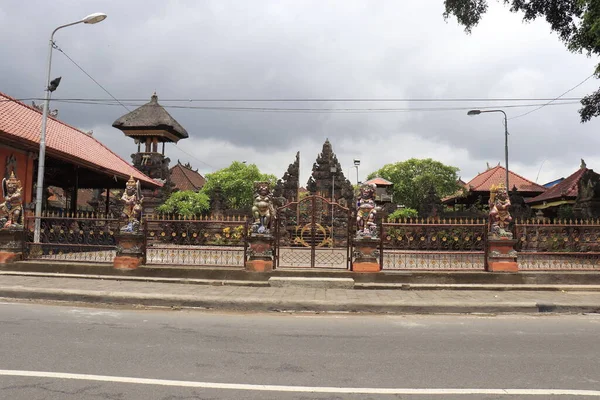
[443,0,600,122]
[368,158,462,211]
[201,161,277,210]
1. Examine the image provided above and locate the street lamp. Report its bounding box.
[34,13,107,243]
[467,109,510,192]
[330,166,336,245]
[353,159,360,185]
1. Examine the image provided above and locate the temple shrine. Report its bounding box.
[112,92,189,213]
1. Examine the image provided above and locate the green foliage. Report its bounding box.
[367,158,462,211]
[443,0,600,122]
[388,208,419,221]
[557,204,575,220]
[156,190,210,217]
[201,161,277,210]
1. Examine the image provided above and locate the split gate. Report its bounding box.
[274,195,353,269]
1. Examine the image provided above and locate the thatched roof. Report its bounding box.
[112,93,188,141]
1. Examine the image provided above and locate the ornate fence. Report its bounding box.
[24,212,119,263]
[515,219,600,270]
[144,214,248,267]
[380,218,487,270]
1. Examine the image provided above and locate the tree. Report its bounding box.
[201,161,277,210]
[156,190,210,217]
[443,0,600,122]
[368,158,462,211]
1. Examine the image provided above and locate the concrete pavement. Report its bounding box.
[1,271,600,314]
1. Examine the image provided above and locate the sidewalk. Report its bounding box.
[1,272,600,314]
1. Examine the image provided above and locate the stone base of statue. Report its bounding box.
[0,228,24,264]
[352,237,380,273]
[487,238,518,272]
[113,232,145,270]
[246,234,274,272]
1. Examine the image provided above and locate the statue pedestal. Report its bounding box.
[352,237,380,273]
[487,238,518,272]
[246,234,274,272]
[113,232,145,270]
[0,229,24,264]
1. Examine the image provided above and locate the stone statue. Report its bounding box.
[252,181,276,235]
[489,183,513,239]
[356,183,377,238]
[120,176,143,233]
[0,171,23,229]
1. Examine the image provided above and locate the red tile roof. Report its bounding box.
[364,177,393,186]
[466,165,545,193]
[527,167,589,204]
[170,162,206,191]
[0,92,159,187]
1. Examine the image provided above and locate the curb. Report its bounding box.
[3,271,600,292]
[1,287,599,314]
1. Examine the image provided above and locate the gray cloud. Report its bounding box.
[1,0,599,187]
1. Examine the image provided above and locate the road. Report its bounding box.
[1,302,599,399]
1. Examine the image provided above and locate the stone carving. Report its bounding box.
[120,176,143,233]
[274,151,300,204]
[251,181,276,235]
[0,171,23,229]
[489,183,513,239]
[356,183,378,238]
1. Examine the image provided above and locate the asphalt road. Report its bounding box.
[1,302,599,399]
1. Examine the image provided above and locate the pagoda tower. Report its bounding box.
[112,92,189,213]
[307,139,354,205]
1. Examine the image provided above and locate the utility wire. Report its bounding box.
[53,43,131,112]
[8,96,584,103]
[509,74,595,120]
[49,99,581,113]
[54,44,215,170]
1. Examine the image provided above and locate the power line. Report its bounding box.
[49,99,581,113]
[509,74,595,120]
[53,44,215,171]
[11,96,586,103]
[52,43,131,113]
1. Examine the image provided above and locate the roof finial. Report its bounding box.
[151,91,158,103]
[581,158,587,169]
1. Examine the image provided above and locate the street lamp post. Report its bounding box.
[33,13,107,243]
[353,158,360,185]
[467,109,510,192]
[330,166,336,246]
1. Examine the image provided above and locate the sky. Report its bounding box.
[1,0,599,188]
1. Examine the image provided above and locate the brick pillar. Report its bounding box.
[352,237,380,273]
[113,232,145,269]
[246,234,274,272]
[0,229,24,264]
[487,239,518,272]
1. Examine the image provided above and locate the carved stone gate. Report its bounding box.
[274,195,352,269]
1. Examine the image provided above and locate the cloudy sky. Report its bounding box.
[1,0,598,187]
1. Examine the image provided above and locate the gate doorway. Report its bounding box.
[274,195,352,269]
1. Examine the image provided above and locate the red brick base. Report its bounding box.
[352,262,380,273]
[0,251,21,264]
[245,259,273,272]
[487,261,518,272]
[113,256,143,270]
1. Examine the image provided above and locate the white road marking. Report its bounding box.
[0,369,599,396]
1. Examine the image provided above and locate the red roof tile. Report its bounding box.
[527,167,589,204]
[364,177,393,186]
[0,92,159,187]
[466,165,545,193]
[170,162,206,191]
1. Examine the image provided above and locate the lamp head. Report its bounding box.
[353,159,360,166]
[48,76,62,92]
[467,110,481,116]
[83,13,107,24]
